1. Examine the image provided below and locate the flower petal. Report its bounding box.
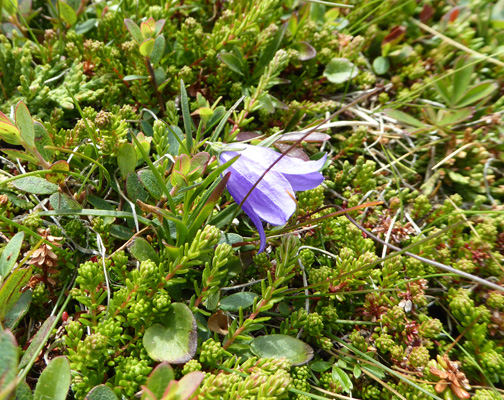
[224,157,296,226]
[224,144,326,175]
[284,171,324,191]
[241,199,267,253]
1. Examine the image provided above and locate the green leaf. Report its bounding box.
[187,172,230,239]
[85,385,119,400]
[0,231,25,279]
[456,81,497,108]
[15,101,35,148]
[372,56,390,75]
[143,303,197,363]
[0,149,37,164]
[2,0,18,16]
[292,41,316,61]
[123,75,149,81]
[0,330,18,397]
[109,225,134,241]
[12,177,59,195]
[218,233,243,246]
[332,366,353,394]
[310,360,332,372]
[491,0,504,28]
[253,24,286,79]
[250,334,314,366]
[173,372,204,399]
[128,237,159,264]
[433,75,452,106]
[452,56,474,104]
[353,364,362,379]
[323,58,359,84]
[58,1,77,25]
[126,172,148,203]
[15,381,34,400]
[45,160,69,184]
[4,289,31,329]
[117,143,137,179]
[124,19,143,43]
[218,53,246,76]
[19,316,56,369]
[0,110,22,145]
[139,38,155,57]
[220,292,258,311]
[154,19,165,36]
[180,79,193,153]
[384,108,425,128]
[34,122,54,163]
[436,108,473,127]
[154,67,166,86]
[188,152,210,180]
[75,18,97,34]
[150,35,165,65]
[138,170,163,200]
[141,363,175,400]
[49,192,81,211]
[33,357,71,400]
[0,267,32,320]
[362,364,386,379]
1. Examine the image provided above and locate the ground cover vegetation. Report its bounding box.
[1,0,504,399]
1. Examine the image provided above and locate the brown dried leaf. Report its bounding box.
[208,310,229,335]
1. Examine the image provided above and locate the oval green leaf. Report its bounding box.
[85,385,119,400]
[372,56,390,75]
[117,143,137,179]
[34,356,71,400]
[250,334,314,366]
[0,330,18,396]
[143,303,197,363]
[139,38,155,57]
[0,231,25,279]
[58,1,77,25]
[323,58,359,84]
[15,101,35,148]
[127,236,159,264]
[13,177,59,195]
[141,363,174,400]
[220,292,258,311]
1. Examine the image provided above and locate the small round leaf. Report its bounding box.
[250,334,314,366]
[323,58,359,84]
[220,292,258,311]
[143,303,197,363]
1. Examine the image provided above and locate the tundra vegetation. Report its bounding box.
[1,0,504,399]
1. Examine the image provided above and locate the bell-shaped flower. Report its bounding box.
[219,144,326,252]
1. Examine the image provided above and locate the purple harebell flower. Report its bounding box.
[219,144,326,252]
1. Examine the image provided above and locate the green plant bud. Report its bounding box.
[408,346,430,369]
[298,249,315,269]
[200,338,225,364]
[139,259,158,280]
[23,212,43,229]
[304,312,324,337]
[455,258,476,274]
[390,345,405,361]
[487,291,504,310]
[152,291,171,313]
[308,265,332,292]
[418,318,442,338]
[182,359,202,375]
[350,329,368,353]
[375,333,394,352]
[472,389,503,400]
